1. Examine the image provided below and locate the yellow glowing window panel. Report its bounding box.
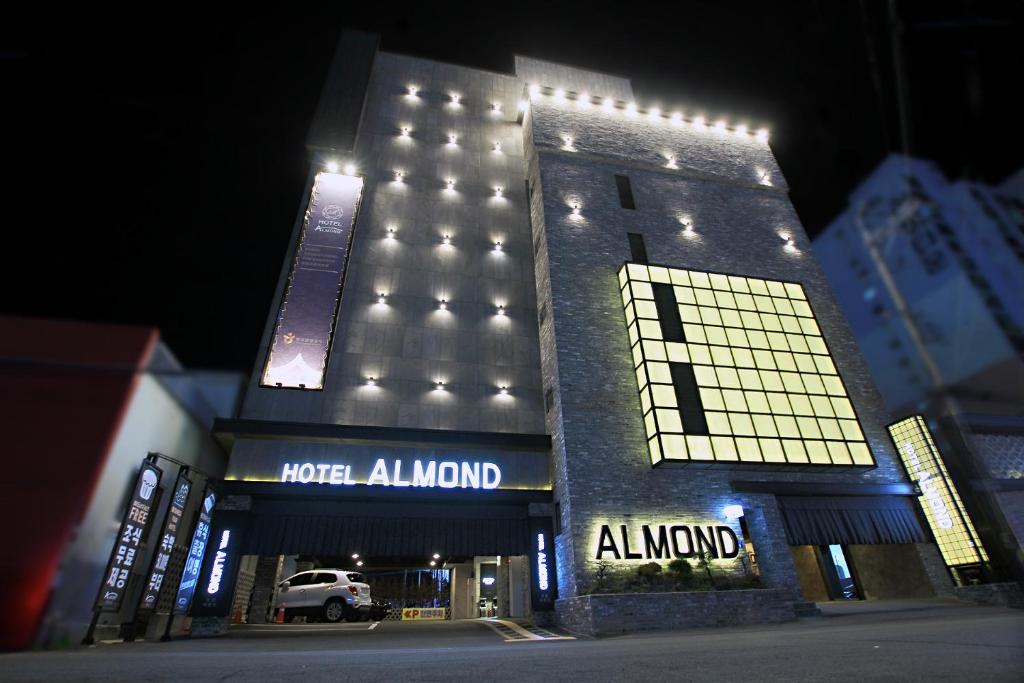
[888,416,988,568]
[620,262,874,468]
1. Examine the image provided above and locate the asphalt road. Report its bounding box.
[4,601,1022,682]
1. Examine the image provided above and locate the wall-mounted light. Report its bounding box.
[445,178,456,192]
[562,136,575,152]
[681,218,694,234]
[325,161,339,173]
[434,380,445,390]
[438,299,448,310]
[578,92,590,108]
[670,111,683,125]
[735,124,748,136]
[429,560,437,567]
[553,88,566,103]
[692,115,706,129]
[492,141,502,153]
[499,385,509,395]
[723,504,744,520]
[571,203,581,217]
[432,553,441,560]
[757,168,773,187]
[648,106,661,120]
[399,126,410,138]
[602,97,615,112]
[517,99,528,112]
[625,101,638,117]
[343,163,356,176]
[394,170,404,183]
[406,85,418,98]
[386,226,396,239]
[449,92,461,106]
[442,234,451,245]
[714,120,728,134]
[352,554,360,560]
[494,186,504,198]
[447,133,458,146]
[366,377,377,387]
[528,83,541,100]
[491,102,502,114]
[493,241,503,252]
[356,560,364,567]
[377,293,387,305]
[756,128,770,143]
[780,233,797,251]
[496,304,506,316]
[665,155,678,169]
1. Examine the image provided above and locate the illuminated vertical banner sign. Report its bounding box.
[888,416,988,569]
[95,460,162,611]
[138,472,191,611]
[528,517,557,610]
[173,488,216,615]
[261,171,364,389]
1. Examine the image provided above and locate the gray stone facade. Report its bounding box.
[241,52,545,435]
[523,85,916,599]
[556,589,797,636]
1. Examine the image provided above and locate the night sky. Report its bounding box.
[6,2,1022,372]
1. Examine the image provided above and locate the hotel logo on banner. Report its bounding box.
[95,459,162,612]
[261,171,364,390]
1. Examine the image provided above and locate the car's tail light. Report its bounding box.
[347,585,359,595]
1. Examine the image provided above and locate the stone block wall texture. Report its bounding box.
[847,544,935,599]
[555,589,797,636]
[525,95,915,599]
[954,582,1024,608]
[241,52,545,435]
[972,433,1024,479]
[247,555,284,624]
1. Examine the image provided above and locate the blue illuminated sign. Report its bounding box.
[173,488,216,615]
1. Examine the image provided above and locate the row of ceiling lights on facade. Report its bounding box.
[527,84,770,143]
[364,377,511,396]
[375,293,507,316]
[401,127,505,155]
[392,171,505,197]
[405,85,505,116]
[384,228,503,252]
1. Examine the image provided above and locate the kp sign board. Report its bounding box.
[261,171,364,390]
[401,607,446,621]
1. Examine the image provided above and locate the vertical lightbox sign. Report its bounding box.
[261,171,364,390]
[528,517,557,611]
[138,471,191,611]
[94,459,163,612]
[888,415,988,570]
[173,487,217,615]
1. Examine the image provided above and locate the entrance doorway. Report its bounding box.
[820,545,860,600]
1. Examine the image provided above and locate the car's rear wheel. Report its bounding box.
[323,599,345,623]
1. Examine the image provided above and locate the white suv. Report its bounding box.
[275,570,371,623]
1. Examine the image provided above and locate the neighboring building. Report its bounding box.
[0,317,242,649]
[194,31,962,635]
[815,158,1024,586]
[814,155,1024,417]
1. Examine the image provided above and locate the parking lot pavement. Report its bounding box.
[2,603,1022,682]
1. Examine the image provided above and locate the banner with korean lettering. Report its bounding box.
[138,472,191,611]
[95,460,162,612]
[173,487,217,615]
[260,171,364,390]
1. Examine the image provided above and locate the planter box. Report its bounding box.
[556,589,797,636]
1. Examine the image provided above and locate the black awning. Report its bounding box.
[777,495,926,546]
[240,499,531,557]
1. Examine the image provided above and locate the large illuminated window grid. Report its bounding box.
[619,263,874,467]
[888,416,987,568]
